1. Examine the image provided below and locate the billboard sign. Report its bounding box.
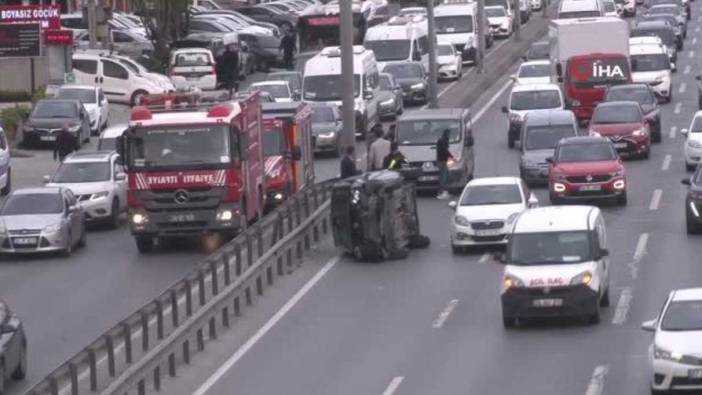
[0,5,61,29]
[0,23,41,58]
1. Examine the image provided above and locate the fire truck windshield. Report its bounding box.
[128,125,232,169]
[263,127,285,157]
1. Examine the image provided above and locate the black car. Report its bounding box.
[631,21,678,62]
[377,72,404,120]
[647,0,690,19]
[524,41,549,61]
[22,99,90,148]
[383,62,429,105]
[0,301,27,389]
[682,168,702,233]
[237,5,298,32]
[605,84,662,142]
[640,13,685,46]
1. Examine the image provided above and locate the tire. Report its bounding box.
[651,388,667,395]
[451,244,464,254]
[77,222,86,248]
[135,236,154,253]
[687,216,700,234]
[502,316,517,329]
[641,149,650,160]
[130,90,148,107]
[687,162,697,172]
[61,232,73,257]
[653,127,661,143]
[109,199,120,229]
[0,360,5,395]
[1,168,10,196]
[11,342,26,380]
[549,193,562,205]
[588,305,601,325]
[508,133,515,148]
[600,286,610,307]
[617,192,628,206]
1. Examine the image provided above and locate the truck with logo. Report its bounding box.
[261,102,315,211]
[549,17,631,122]
[117,92,265,252]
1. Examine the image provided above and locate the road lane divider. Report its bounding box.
[680,82,687,93]
[432,299,459,329]
[670,126,678,139]
[649,189,663,210]
[690,50,696,59]
[382,377,405,395]
[633,232,649,263]
[612,287,633,325]
[585,365,609,395]
[693,37,698,45]
[479,253,491,263]
[685,65,691,74]
[675,102,682,114]
[662,154,672,171]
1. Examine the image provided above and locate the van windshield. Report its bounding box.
[365,40,411,61]
[397,120,460,145]
[303,75,360,101]
[510,90,561,111]
[508,231,592,265]
[558,10,602,18]
[525,125,575,150]
[435,15,473,34]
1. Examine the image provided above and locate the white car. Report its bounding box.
[98,124,127,152]
[485,6,513,38]
[630,42,673,102]
[681,111,702,171]
[503,83,565,148]
[448,177,537,252]
[56,85,109,136]
[249,81,293,103]
[45,151,127,229]
[642,288,702,394]
[436,42,463,81]
[513,60,552,85]
[169,48,217,91]
[530,0,543,10]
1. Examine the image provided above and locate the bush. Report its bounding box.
[31,88,46,104]
[1,105,31,143]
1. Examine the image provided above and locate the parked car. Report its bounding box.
[169,48,217,91]
[266,71,302,99]
[0,300,27,388]
[0,187,86,255]
[250,81,294,102]
[45,151,127,229]
[383,61,429,105]
[237,5,298,32]
[377,72,404,120]
[604,84,662,142]
[310,103,343,156]
[56,85,109,136]
[74,29,154,58]
[589,101,651,159]
[436,42,463,81]
[98,124,127,152]
[22,99,90,148]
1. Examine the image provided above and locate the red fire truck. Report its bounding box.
[117,92,265,252]
[261,102,315,211]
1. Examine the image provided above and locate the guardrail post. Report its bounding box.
[197,328,205,351]
[209,316,217,339]
[106,334,116,377]
[271,213,280,246]
[246,231,253,268]
[312,186,320,209]
[234,296,241,317]
[303,190,311,218]
[70,362,78,395]
[185,279,193,317]
[322,215,328,235]
[154,365,161,391]
[222,306,230,328]
[210,261,219,296]
[267,265,273,286]
[138,378,146,395]
[256,225,264,258]
[287,203,294,231]
[277,253,284,276]
[294,196,302,227]
[89,348,98,391]
[122,322,133,364]
[313,221,320,244]
[245,285,253,306]
[50,376,58,395]
[297,239,304,264]
[235,243,242,276]
[141,311,149,351]
[256,275,263,296]
[156,299,165,340]
[222,251,231,286]
[171,289,179,328]
[286,247,293,274]
[169,352,177,377]
[183,340,191,364]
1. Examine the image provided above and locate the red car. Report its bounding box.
[548,136,627,205]
[589,101,651,159]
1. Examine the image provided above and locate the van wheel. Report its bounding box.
[617,192,628,206]
[502,316,517,329]
[1,168,10,196]
[507,133,515,148]
[131,90,148,106]
[109,199,120,229]
[600,286,610,307]
[135,236,154,253]
[588,304,601,325]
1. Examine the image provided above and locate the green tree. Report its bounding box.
[132,0,190,71]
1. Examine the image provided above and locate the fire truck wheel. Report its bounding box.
[135,236,154,253]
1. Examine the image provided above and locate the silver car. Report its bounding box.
[0,187,86,256]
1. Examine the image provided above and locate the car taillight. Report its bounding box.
[210,65,216,75]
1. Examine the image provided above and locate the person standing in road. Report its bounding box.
[340,145,360,179]
[220,45,239,97]
[367,127,391,171]
[53,124,78,162]
[280,31,296,70]
[436,128,454,200]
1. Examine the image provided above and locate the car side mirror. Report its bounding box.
[465,135,474,147]
[448,200,457,210]
[527,193,539,208]
[682,177,692,185]
[557,76,564,83]
[599,248,609,257]
[545,157,553,163]
[68,205,78,214]
[0,324,15,334]
[555,63,563,77]
[115,173,126,181]
[501,106,508,114]
[291,145,302,161]
[671,62,677,72]
[681,128,689,135]
[641,319,657,332]
[43,175,51,183]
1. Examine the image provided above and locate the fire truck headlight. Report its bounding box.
[132,213,148,225]
[216,209,233,222]
[274,193,284,201]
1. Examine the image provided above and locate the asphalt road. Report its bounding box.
[184,9,702,395]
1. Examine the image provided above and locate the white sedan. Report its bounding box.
[681,111,702,171]
[436,42,462,81]
[448,177,538,253]
[56,85,109,136]
[513,60,552,85]
[642,288,702,394]
[249,81,294,103]
[485,6,513,38]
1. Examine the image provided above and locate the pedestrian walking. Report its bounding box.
[386,123,396,142]
[220,45,240,96]
[280,31,296,70]
[53,125,78,162]
[383,141,407,170]
[367,127,391,171]
[340,145,360,179]
[436,128,454,199]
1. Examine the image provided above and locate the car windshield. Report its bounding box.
[437,45,454,56]
[557,142,617,161]
[528,42,550,59]
[267,74,300,91]
[379,75,393,90]
[384,63,423,79]
[263,127,285,156]
[604,2,616,12]
[509,231,592,265]
[510,90,561,110]
[525,125,575,150]
[645,15,677,26]
[2,193,63,215]
[253,84,289,99]
[303,75,360,101]
[690,117,702,133]
[607,87,655,105]
[632,27,675,46]
[98,138,117,151]
[311,106,335,123]
[57,88,96,104]
[661,301,702,331]
[486,7,507,16]
[397,120,460,146]
[53,162,111,183]
[128,125,231,169]
[174,52,212,67]
[649,5,679,14]
[592,105,641,123]
[435,15,474,34]
[518,63,550,78]
[32,101,77,118]
[631,54,670,72]
[365,40,411,61]
[460,184,521,206]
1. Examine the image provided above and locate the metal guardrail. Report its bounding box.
[24,180,337,395]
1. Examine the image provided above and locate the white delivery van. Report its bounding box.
[500,205,611,327]
[630,42,673,102]
[434,2,481,64]
[363,15,430,71]
[169,48,217,91]
[302,46,381,138]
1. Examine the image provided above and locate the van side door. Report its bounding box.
[99,59,131,103]
[72,58,99,87]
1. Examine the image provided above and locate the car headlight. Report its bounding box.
[69,124,81,132]
[688,139,702,148]
[131,212,148,225]
[454,215,470,226]
[654,345,683,362]
[43,223,62,233]
[553,182,566,192]
[216,209,233,221]
[503,274,525,290]
[570,271,593,286]
[613,179,626,190]
[501,22,510,29]
[571,100,581,107]
[0,221,6,234]
[91,191,109,200]
[318,131,336,138]
[411,83,425,90]
[632,129,647,137]
[380,98,394,106]
[447,157,461,169]
[23,125,34,132]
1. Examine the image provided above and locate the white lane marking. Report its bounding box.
[649,189,663,210]
[685,65,692,74]
[680,82,687,93]
[675,102,682,114]
[585,365,609,395]
[633,233,649,262]
[479,253,490,263]
[432,299,459,328]
[694,37,699,45]
[662,154,672,171]
[192,256,341,395]
[690,50,696,59]
[670,126,678,139]
[473,79,513,122]
[612,287,633,325]
[382,377,405,395]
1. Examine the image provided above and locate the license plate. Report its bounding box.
[40,135,56,141]
[169,214,195,222]
[689,369,702,379]
[614,142,628,149]
[533,298,563,307]
[579,185,602,192]
[418,175,438,182]
[13,237,37,245]
[475,229,502,236]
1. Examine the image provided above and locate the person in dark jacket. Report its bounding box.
[383,142,407,170]
[340,145,360,179]
[436,128,454,200]
[219,45,240,96]
[280,31,296,70]
[53,125,78,162]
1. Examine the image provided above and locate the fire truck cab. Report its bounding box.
[118,92,265,252]
[261,102,315,211]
